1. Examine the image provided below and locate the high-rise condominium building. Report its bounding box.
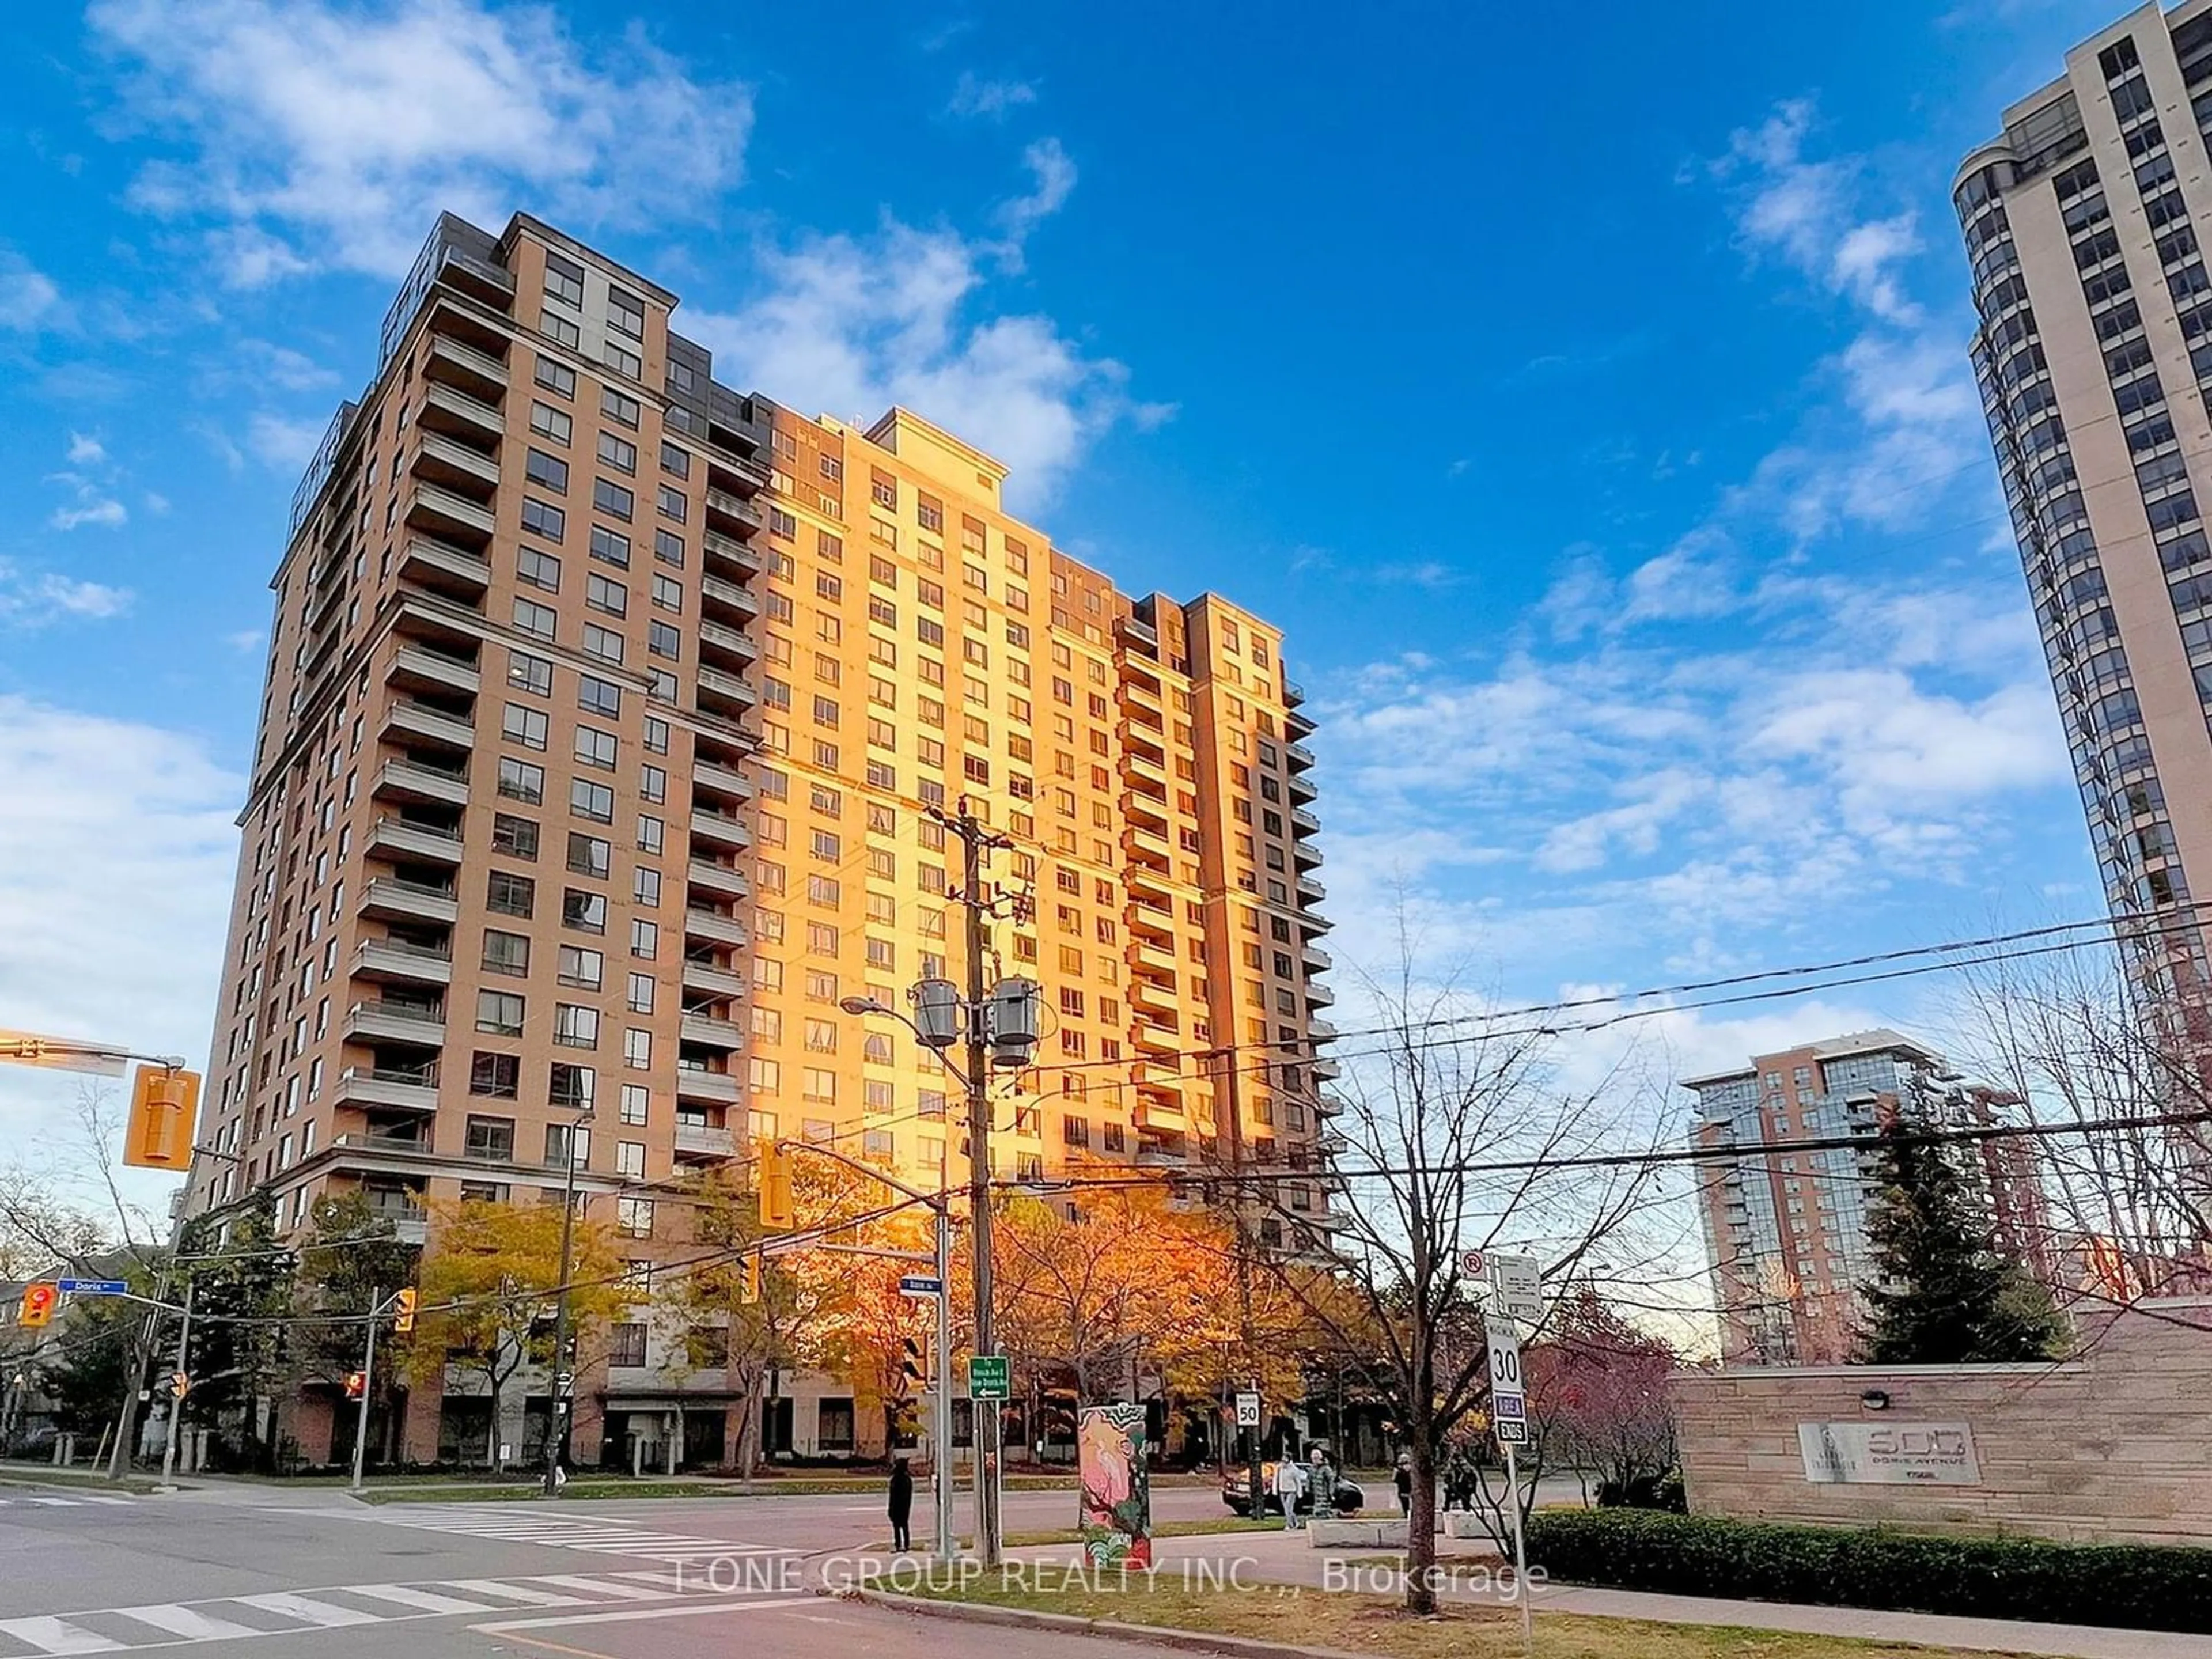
[1688,1031,2052,1366]
[1958,1,2212,1018]
[187,211,1335,1467]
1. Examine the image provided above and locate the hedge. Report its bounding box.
[1522,1508,2212,1634]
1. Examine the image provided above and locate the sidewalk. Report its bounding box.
[978,1527,2212,1659]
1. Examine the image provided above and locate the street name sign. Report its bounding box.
[57,1278,128,1296]
[899,1275,943,1297]
[968,1355,1010,1400]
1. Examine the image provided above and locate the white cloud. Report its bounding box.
[992,138,1078,271]
[686,148,1164,507]
[948,71,1039,119]
[247,410,328,468]
[238,338,339,392]
[0,253,63,331]
[0,699,239,1162]
[66,433,107,466]
[90,0,753,281]
[49,498,128,531]
[0,565,134,625]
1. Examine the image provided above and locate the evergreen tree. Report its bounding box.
[1859,1116,2066,1363]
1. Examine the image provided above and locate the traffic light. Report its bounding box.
[124,1065,202,1170]
[900,1336,925,1389]
[343,1371,366,1400]
[391,1289,418,1334]
[757,1143,794,1230]
[17,1283,59,1329]
[741,1254,762,1305]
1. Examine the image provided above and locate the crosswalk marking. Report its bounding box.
[0,1616,123,1654]
[0,1495,131,1510]
[335,1504,785,1562]
[530,1575,669,1602]
[441,1580,590,1607]
[109,1606,261,1641]
[231,1593,380,1629]
[334,1585,501,1615]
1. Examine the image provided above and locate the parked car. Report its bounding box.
[1222,1461,1365,1516]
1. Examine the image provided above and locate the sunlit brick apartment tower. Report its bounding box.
[1688,1031,2053,1366]
[1957,3,2212,1037]
[188,210,1334,1469]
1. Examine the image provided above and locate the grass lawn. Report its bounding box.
[0,1469,162,1495]
[361,1477,896,1503]
[896,1575,2031,1659]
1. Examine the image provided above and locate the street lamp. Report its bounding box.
[543,1105,592,1497]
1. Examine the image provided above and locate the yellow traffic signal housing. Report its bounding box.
[391,1289,418,1334]
[124,1065,201,1170]
[18,1283,59,1328]
[741,1254,763,1304]
[757,1143,794,1230]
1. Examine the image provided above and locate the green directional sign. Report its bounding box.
[967,1354,1010,1400]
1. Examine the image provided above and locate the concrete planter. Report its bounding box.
[1444,1510,1489,1539]
[1308,1518,1408,1548]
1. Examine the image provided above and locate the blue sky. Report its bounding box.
[0,0,2142,1192]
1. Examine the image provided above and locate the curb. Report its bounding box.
[837,1588,1382,1659]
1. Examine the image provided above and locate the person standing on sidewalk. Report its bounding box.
[1394,1452,1414,1516]
[1272,1453,1307,1530]
[888,1455,915,1552]
[1308,1445,1335,1521]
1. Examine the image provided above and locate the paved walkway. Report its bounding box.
[988,1529,2212,1659]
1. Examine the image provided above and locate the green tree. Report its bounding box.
[176,1194,294,1471]
[1859,1119,2067,1363]
[291,1194,422,1467]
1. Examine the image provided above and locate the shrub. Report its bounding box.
[1522,1509,2212,1634]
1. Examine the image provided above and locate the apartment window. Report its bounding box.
[574,726,618,772]
[492,813,539,860]
[564,888,608,933]
[632,918,658,959]
[643,716,669,755]
[543,249,585,306]
[475,989,524,1037]
[581,623,623,665]
[517,547,561,593]
[558,944,605,990]
[578,674,622,718]
[469,1052,519,1099]
[637,814,664,855]
[620,1083,649,1125]
[649,620,681,660]
[608,1322,647,1366]
[545,1122,590,1171]
[525,448,569,493]
[464,1115,516,1162]
[481,929,531,978]
[534,357,576,399]
[487,870,536,918]
[499,703,547,751]
[513,597,557,641]
[571,779,615,822]
[520,498,565,541]
[602,388,641,429]
[554,1003,601,1047]
[497,758,545,804]
[529,400,572,444]
[594,479,635,520]
[586,526,632,570]
[655,528,685,567]
[634,866,661,906]
[596,430,638,475]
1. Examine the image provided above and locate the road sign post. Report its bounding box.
[1486,1314,1535,1656]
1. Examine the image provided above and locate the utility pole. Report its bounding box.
[543,1110,589,1497]
[155,1274,195,1491]
[955,803,1003,1569]
[352,1287,383,1494]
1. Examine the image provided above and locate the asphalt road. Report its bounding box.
[0,1474,1588,1657]
[0,1479,1236,1659]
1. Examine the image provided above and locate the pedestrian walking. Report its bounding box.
[888,1455,914,1552]
[1272,1453,1307,1530]
[1394,1452,1413,1516]
[1308,1445,1334,1521]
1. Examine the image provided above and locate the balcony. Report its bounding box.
[1132,1020,1179,1056]
[1306,980,1336,1009]
[1121,676,1162,715]
[705,490,762,534]
[1130,974,1177,1013]
[1311,1056,1342,1082]
[1288,769,1317,805]
[698,618,758,669]
[682,959,747,999]
[1124,821,1171,861]
[676,1068,741,1105]
[343,999,446,1047]
[1123,786,1169,830]
[1134,1096,1187,1130]
[691,805,751,851]
[1127,863,1172,905]
[697,664,755,716]
[331,1067,440,1114]
[389,643,480,698]
[1134,940,1177,978]
[694,757,753,803]
[412,430,499,497]
[1291,806,1321,838]
[1286,705,1317,741]
[1131,1059,1181,1092]
[1307,1016,1340,1043]
[684,907,750,950]
[1285,679,1306,707]
[396,535,493,604]
[423,332,510,400]
[1303,942,1333,973]
[351,937,454,987]
[416,380,505,446]
[688,859,750,900]
[383,698,475,752]
[1285,741,1316,772]
[1296,873,1327,904]
[1124,751,1167,791]
[675,1123,738,1160]
[700,573,760,621]
[681,1011,744,1049]
[373,756,470,808]
[403,480,495,546]
[368,816,464,866]
[360,878,459,926]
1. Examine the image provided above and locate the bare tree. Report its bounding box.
[1947,937,2212,1299]
[1256,938,1676,1614]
